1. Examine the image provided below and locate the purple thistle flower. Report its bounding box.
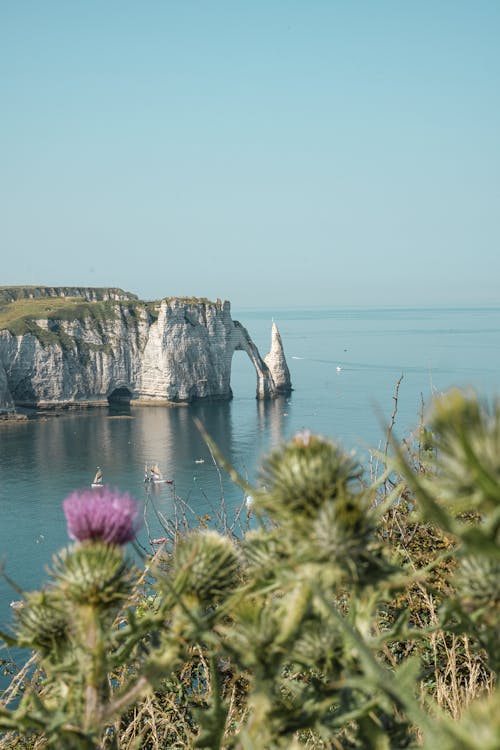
[63,488,142,545]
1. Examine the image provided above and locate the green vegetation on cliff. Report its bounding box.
[0,286,138,304]
[0,288,221,343]
[0,296,160,343]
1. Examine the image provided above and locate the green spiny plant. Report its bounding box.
[0,388,499,749]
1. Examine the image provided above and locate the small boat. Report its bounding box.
[195,458,205,464]
[144,462,173,484]
[91,466,104,488]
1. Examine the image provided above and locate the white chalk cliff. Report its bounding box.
[0,290,292,415]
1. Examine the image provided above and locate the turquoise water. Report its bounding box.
[1,305,500,674]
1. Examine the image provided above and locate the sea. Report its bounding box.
[1,305,500,678]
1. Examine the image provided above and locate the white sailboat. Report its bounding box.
[91,466,104,488]
[144,462,173,485]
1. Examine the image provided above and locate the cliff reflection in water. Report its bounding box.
[131,397,289,506]
[4,396,290,526]
[0,396,293,651]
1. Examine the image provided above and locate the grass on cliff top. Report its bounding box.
[0,285,137,299]
[0,298,156,335]
[0,297,84,330]
[0,296,219,337]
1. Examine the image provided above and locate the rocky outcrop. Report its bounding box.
[0,291,292,414]
[265,322,292,395]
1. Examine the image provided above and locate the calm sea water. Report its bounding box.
[1,306,500,672]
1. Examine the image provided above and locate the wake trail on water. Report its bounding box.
[289,355,482,376]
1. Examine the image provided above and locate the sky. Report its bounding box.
[1,1,499,308]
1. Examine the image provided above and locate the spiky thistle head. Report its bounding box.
[63,488,142,545]
[50,541,135,610]
[171,530,240,607]
[311,493,374,567]
[255,431,363,522]
[455,554,500,609]
[243,529,290,578]
[428,389,500,514]
[290,619,344,675]
[13,590,70,657]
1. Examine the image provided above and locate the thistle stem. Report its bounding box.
[82,605,104,733]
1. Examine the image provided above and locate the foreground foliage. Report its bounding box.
[0,389,499,748]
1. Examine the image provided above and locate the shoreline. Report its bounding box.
[0,394,237,424]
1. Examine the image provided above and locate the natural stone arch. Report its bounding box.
[232,321,277,399]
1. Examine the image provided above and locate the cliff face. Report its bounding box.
[0,290,292,415]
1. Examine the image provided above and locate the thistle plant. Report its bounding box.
[251,430,386,592]
[1,390,500,749]
[171,529,240,608]
[13,590,70,661]
[256,428,364,521]
[428,389,500,512]
[1,488,143,748]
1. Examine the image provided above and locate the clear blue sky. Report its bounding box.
[1,1,499,307]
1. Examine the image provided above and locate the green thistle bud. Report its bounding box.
[50,541,134,610]
[14,590,70,657]
[291,621,343,674]
[428,390,500,513]
[172,530,240,606]
[256,431,362,522]
[313,496,370,560]
[243,529,289,581]
[431,388,483,435]
[455,555,500,607]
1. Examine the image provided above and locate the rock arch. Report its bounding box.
[232,321,292,400]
